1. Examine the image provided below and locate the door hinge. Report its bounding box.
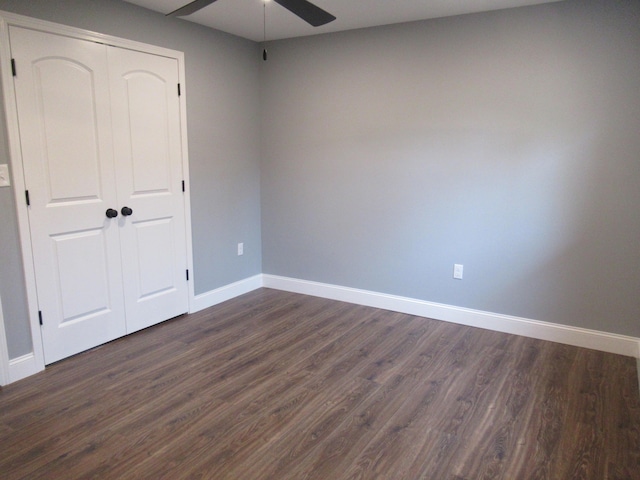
[38,311,43,326]
[177,83,181,96]
[182,180,185,192]
[186,269,189,281]
[25,190,30,206]
[11,58,16,77]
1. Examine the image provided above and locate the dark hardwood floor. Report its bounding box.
[1,288,639,479]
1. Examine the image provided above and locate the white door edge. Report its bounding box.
[0,10,194,379]
[0,295,9,385]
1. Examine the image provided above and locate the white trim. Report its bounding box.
[9,353,42,384]
[0,296,9,385]
[0,11,183,58]
[191,275,264,313]
[0,11,46,373]
[0,10,194,378]
[263,274,640,359]
[175,50,195,315]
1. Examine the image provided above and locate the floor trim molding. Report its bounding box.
[9,353,42,384]
[191,274,263,313]
[262,274,640,359]
[6,273,638,386]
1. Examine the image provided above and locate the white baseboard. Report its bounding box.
[9,352,43,384]
[262,274,640,359]
[191,274,263,313]
[5,273,638,386]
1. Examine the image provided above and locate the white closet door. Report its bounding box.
[10,27,190,364]
[10,27,126,364]
[107,47,188,333]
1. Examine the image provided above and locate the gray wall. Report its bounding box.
[2,0,639,361]
[261,0,640,337]
[0,0,263,358]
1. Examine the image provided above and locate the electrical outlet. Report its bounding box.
[0,164,10,187]
[453,264,463,280]
[237,243,244,256]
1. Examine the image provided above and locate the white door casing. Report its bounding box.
[4,19,192,366]
[0,295,9,385]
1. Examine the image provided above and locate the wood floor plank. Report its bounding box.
[1,288,639,479]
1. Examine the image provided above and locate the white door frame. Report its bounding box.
[0,11,195,383]
[0,296,9,385]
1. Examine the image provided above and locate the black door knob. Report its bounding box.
[121,206,133,216]
[106,208,118,218]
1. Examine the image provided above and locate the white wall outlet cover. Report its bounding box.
[237,243,244,256]
[0,164,10,187]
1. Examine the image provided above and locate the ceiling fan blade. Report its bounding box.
[273,0,336,27]
[166,0,219,17]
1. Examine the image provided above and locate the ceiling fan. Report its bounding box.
[166,0,336,27]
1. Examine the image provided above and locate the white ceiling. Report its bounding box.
[123,0,564,42]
